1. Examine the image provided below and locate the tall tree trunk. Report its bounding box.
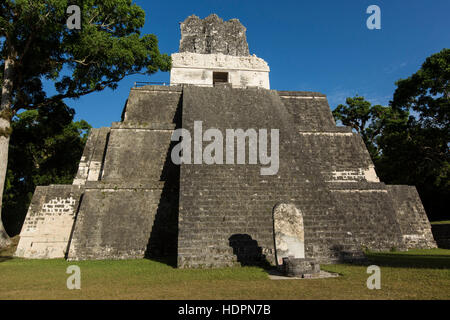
[0,55,15,249]
[0,133,11,249]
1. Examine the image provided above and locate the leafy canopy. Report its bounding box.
[0,0,171,113]
[332,49,449,221]
[4,102,90,235]
[392,48,449,129]
[332,96,408,160]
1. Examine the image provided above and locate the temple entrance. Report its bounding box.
[213,71,229,85]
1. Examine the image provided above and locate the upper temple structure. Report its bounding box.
[170,14,270,89]
[15,15,436,268]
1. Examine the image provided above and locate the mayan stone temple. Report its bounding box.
[15,14,436,269]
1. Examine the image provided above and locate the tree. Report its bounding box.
[3,102,90,235]
[332,96,408,160]
[332,49,449,221]
[392,48,449,129]
[375,116,449,221]
[0,0,171,247]
[385,48,449,221]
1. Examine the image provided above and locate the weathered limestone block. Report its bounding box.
[282,257,320,277]
[15,185,83,259]
[278,91,336,130]
[172,52,269,71]
[122,86,182,123]
[67,187,178,260]
[100,129,176,183]
[387,185,437,249]
[179,14,250,56]
[15,14,437,268]
[177,86,313,268]
[73,129,98,185]
[330,184,405,252]
[170,52,270,89]
[73,127,110,185]
[172,14,269,89]
[273,203,305,266]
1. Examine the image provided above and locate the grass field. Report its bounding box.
[431,221,450,225]
[1,238,449,300]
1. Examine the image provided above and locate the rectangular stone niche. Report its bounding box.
[213,71,229,84]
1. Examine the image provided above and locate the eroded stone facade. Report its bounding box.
[273,204,305,266]
[179,14,250,56]
[171,15,270,89]
[16,15,436,266]
[170,52,270,89]
[15,186,83,259]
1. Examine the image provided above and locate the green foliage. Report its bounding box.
[0,0,171,112]
[332,96,408,160]
[376,118,449,219]
[3,102,90,235]
[392,48,449,129]
[0,0,170,235]
[384,49,449,220]
[332,49,449,221]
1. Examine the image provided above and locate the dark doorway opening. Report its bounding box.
[213,71,229,85]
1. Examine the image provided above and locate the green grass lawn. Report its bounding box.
[1,239,449,300]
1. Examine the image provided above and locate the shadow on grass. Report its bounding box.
[144,256,177,268]
[366,252,450,269]
[0,256,13,263]
[229,234,272,270]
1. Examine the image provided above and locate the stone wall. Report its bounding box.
[330,184,405,251]
[177,86,423,268]
[387,185,437,249]
[73,127,110,185]
[15,185,84,259]
[170,52,270,89]
[67,85,182,261]
[67,185,178,260]
[278,92,337,130]
[179,14,250,56]
[172,15,269,89]
[15,10,436,266]
[16,85,436,266]
[122,85,182,123]
[177,86,319,268]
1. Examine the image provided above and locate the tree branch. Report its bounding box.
[17,73,132,111]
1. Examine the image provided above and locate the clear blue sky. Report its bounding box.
[55,0,450,128]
